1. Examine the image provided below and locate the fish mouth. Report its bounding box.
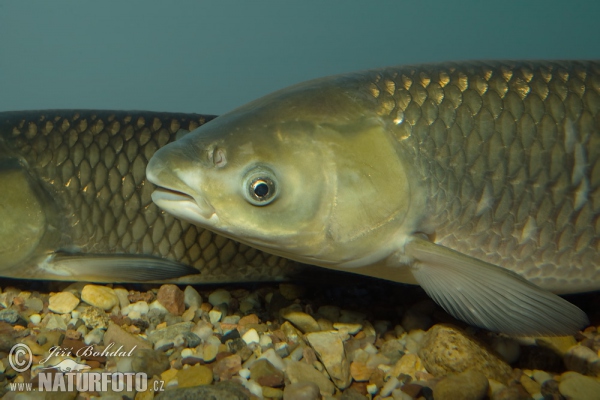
[149,178,218,224]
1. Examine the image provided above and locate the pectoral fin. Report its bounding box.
[405,237,589,336]
[40,252,199,282]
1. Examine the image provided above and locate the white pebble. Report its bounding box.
[381,376,399,397]
[367,383,378,395]
[242,378,263,398]
[208,289,231,306]
[184,286,202,308]
[149,300,168,313]
[71,310,80,319]
[29,314,41,324]
[258,348,286,371]
[84,328,105,345]
[181,348,194,358]
[209,309,223,324]
[242,328,260,345]
[131,301,149,315]
[113,288,130,309]
[259,334,272,348]
[128,310,141,320]
[239,368,251,379]
[192,321,214,341]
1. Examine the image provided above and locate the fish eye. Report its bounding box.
[243,168,278,206]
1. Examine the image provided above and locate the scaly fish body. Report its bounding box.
[148,61,600,334]
[0,110,299,282]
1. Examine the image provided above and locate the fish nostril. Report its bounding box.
[214,148,227,168]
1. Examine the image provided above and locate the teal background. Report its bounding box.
[1,1,599,115]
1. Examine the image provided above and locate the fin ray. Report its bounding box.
[405,238,589,335]
[40,252,199,282]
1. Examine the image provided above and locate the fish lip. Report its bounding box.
[152,186,195,202]
[151,186,217,222]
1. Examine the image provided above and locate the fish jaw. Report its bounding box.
[146,145,218,226]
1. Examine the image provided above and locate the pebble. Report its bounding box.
[532,370,553,384]
[131,348,170,377]
[242,328,260,345]
[285,359,335,395]
[81,285,118,310]
[24,297,43,313]
[350,361,373,381]
[333,322,362,335]
[148,321,194,344]
[263,386,284,399]
[536,335,577,356]
[80,306,110,329]
[558,371,600,400]
[83,327,105,345]
[103,322,152,352]
[45,314,67,330]
[281,305,320,333]
[283,381,321,400]
[157,284,185,316]
[250,359,285,387]
[48,292,80,314]
[418,324,512,382]
[113,287,130,309]
[209,288,232,306]
[563,344,600,375]
[306,330,351,389]
[214,354,242,381]
[209,309,223,324]
[433,369,489,400]
[184,285,202,308]
[387,353,424,381]
[258,348,286,372]
[29,313,41,324]
[519,374,541,397]
[177,363,213,387]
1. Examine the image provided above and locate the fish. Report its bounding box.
[147,60,600,335]
[0,110,302,283]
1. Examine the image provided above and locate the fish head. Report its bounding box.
[147,76,414,267]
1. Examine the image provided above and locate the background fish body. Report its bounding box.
[148,61,600,334]
[0,110,299,282]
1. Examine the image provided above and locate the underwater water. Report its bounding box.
[0,2,599,399]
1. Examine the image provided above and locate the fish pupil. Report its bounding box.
[254,182,269,197]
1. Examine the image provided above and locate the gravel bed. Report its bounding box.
[0,275,598,400]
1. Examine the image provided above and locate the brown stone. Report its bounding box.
[250,359,284,387]
[213,354,242,381]
[157,284,185,316]
[350,361,373,381]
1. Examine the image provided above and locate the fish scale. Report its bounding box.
[367,61,600,292]
[0,110,298,282]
